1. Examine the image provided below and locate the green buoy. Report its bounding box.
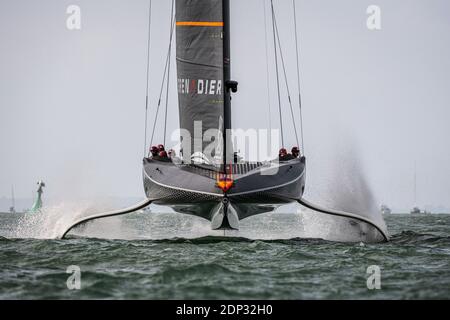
[29,181,45,213]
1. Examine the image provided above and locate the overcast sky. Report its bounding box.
[0,0,449,213]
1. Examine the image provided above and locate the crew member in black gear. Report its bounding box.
[279,148,296,161]
[291,146,300,158]
[150,146,159,157]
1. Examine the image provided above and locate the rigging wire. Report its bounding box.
[270,0,284,147]
[163,0,176,146]
[143,0,152,157]
[292,0,306,155]
[149,0,176,148]
[263,0,272,133]
[149,44,170,148]
[149,44,169,148]
[273,11,300,147]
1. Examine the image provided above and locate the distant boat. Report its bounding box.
[9,185,16,214]
[410,207,430,215]
[0,185,18,214]
[410,163,430,215]
[380,204,391,215]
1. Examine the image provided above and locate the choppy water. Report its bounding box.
[0,211,449,299]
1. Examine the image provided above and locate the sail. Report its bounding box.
[176,0,224,165]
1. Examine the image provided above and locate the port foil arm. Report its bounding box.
[59,198,153,239]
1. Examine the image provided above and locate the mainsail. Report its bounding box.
[176,0,225,165]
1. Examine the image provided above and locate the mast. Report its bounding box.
[223,0,236,166]
[10,185,15,214]
[414,162,417,207]
[223,0,231,166]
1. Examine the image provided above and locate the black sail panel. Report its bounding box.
[176,0,224,165]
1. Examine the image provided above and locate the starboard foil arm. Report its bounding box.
[59,198,153,239]
[298,198,389,242]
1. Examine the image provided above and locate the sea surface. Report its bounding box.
[0,211,449,299]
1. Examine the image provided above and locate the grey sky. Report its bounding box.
[0,0,449,213]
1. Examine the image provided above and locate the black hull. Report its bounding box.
[142,157,306,229]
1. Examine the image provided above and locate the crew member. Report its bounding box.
[158,150,171,162]
[279,148,288,161]
[168,149,176,158]
[279,148,295,161]
[291,146,300,158]
[150,146,159,157]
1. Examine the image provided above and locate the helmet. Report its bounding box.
[150,146,158,156]
[158,144,165,152]
[291,146,300,157]
[279,148,287,156]
[159,151,168,158]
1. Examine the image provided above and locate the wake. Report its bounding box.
[11,201,121,239]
